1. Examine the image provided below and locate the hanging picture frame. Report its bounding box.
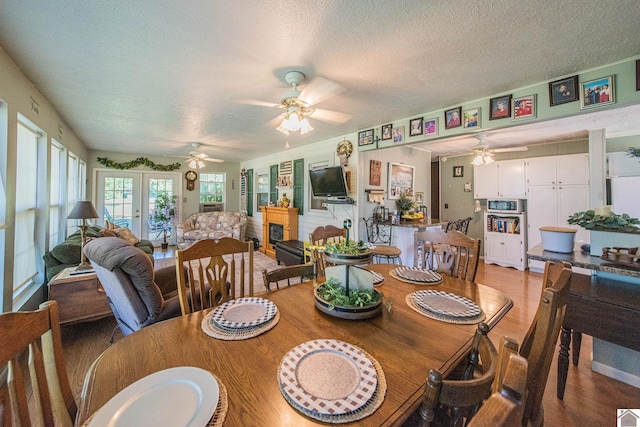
[388,162,415,199]
[369,159,382,186]
[409,117,423,136]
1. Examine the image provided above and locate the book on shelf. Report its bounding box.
[487,215,520,234]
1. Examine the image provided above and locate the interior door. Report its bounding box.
[96,171,142,235]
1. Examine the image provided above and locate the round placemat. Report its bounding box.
[278,344,387,424]
[389,269,442,285]
[207,373,228,427]
[201,310,280,340]
[405,294,485,325]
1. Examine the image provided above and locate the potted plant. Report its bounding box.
[151,191,179,250]
[395,190,416,215]
[567,208,640,255]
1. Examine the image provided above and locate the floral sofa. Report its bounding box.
[176,212,247,247]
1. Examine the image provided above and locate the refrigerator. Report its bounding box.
[608,176,640,218]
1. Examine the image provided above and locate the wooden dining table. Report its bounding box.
[75,264,513,427]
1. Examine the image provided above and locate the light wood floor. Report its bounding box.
[59,254,640,426]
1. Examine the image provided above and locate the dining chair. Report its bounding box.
[308,225,346,277]
[445,217,473,235]
[467,352,528,427]
[408,322,498,427]
[0,301,77,426]
[414,227,481,282]
[175,237,254,315]
[518,260,572,426]
[262,264,315,292]
[362,217,402,264]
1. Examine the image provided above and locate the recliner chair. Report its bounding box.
[84,237,182,337]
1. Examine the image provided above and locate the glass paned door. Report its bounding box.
[96,171,141,236]
[143,174,179,246]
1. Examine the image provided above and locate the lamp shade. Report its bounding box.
[67,201,99,220]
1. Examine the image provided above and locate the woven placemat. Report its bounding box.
[278,347,387,423]
[201,310,280,340]
[405,294,485,325]
[389,269,443,285]
[208,373,228,427]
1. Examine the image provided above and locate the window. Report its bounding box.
[256,173,269,208]
[14,122,41,295]
[103,176,134,227]
[199,173,225,203]
[148,178,175,239]
[0,100,7,309]
[66,152,79,237]
[49,140,66,247]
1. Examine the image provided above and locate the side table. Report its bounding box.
[48,267,112,324]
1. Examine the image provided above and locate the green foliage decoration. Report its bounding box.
[97,157,181,171]
[314,277,383,308]
[395,190,416,213]
[628,147,640,159]
[567,210,640,233]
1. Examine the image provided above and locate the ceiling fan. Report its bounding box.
[237,70,351,135]
[470,133,528,165]
[167,143,224,168]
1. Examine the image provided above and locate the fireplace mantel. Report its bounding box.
[260,207,299,259]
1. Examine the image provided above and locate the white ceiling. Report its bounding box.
[1,1,640,162]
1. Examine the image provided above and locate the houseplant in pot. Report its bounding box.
[150,191,179,250]
[567,208,640,255]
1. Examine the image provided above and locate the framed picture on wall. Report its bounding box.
[381,124,392,140]
[358,129,374,146]
[512,94,536,120]
[445,107,462,129]
[580,75,615,109]
[453,166,464,177]
[423,117,438,136]
[415,192,424,204]
[549,75,579,106]
[636,60,640,91]
[409,117,423,136]
[463,108,480,129]
[388,162,415,199]
[369,159,382,186]
[489,95,512,120]
[392,126,404,143]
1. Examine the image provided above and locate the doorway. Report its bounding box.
[95,170,182,246]
[431,160,440,222]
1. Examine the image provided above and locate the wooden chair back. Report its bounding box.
[414,227,481,282]
[416,323,498,426]
[262,264,315,292]
[468,352,528,427]
[519,261,572,426]
[308,225,346,277]
[0,301,77,426]
[175,238,254,315]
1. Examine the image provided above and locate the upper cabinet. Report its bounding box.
[473,159,526,199]
[608,152,640,177]
[526,154,589,186]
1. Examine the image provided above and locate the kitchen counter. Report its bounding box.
[527,243,640,279]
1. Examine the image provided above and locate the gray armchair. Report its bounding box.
[84,237,181,337]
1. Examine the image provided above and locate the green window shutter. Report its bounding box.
[293,158,304,215]
[246,168,254,217]
[270,164,278,203]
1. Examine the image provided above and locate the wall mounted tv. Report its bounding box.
[309,166,349,199]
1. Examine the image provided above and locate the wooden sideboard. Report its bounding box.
[260,206,299,259]
[527,244,640,399]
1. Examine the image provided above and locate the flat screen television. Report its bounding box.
[309,166,349,199]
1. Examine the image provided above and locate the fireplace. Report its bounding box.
[260,206,299,259]
[269,223,284,245]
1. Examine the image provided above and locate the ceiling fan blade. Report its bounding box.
[230,97,280,108]
[163,154,191,159]
[203,157,224,163]
[310,108,352,124]
[493,146,529,152]
[266,113,285,128]
[298,77,345,106]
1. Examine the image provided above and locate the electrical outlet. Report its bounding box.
[445,203,449,209]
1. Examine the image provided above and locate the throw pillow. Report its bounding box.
[113,227,140,245]
[105,220,118,231]
[101,229,117,237]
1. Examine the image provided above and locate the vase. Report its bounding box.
[590,230,640,256]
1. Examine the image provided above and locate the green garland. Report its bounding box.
[97,157,181,172]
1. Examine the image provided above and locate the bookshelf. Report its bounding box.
[484,212,528,270]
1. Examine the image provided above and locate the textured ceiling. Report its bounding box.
[1,0,640,162]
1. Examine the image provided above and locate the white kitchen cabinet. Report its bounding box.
[484,212,527,270]
[526,154,589,186]
[473,159,526,198]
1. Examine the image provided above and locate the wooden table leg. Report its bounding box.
[572,330,582,366]
[557,325,572,399]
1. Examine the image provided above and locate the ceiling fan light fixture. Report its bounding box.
[471,148,495,165]
[299,117,313,134]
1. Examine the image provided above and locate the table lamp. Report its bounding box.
[67,201,99,271]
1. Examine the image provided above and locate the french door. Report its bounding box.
[95,170,181,247]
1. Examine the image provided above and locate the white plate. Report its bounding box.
[88,367,218,427]
[211,297,277,329]
[279,339,377,416]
